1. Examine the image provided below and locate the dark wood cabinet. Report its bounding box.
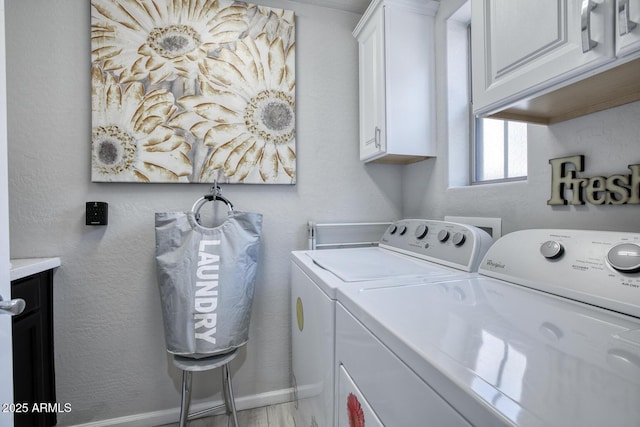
[11,269,57,427]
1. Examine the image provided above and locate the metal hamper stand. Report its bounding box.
[174,185,240,427]
[173,350,240,427]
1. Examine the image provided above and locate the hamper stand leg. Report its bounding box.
[222,366,231,415]
[179,370,193,427]
[223,364,239,427]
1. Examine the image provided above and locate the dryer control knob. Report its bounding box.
[607,243,640,273]
[388,224,398,235]
[437,230,450,242]
[540,241,564,259]
[398,225,407,236]
[415,225,428,240]
[452,232,466,246]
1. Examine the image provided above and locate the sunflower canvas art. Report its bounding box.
[91,0,296,184]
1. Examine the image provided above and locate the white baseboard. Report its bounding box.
[66,388,295,427]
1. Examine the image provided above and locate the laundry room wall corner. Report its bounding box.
[5,1,402,425]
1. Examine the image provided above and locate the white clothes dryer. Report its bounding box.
[290,219,493,427]
[336,229,640,427]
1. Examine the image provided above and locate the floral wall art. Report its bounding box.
[91,0,296,184]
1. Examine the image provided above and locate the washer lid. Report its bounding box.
[343,277,640,427]
[307,247,455,282]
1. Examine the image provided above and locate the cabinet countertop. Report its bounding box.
[10,257,61,281]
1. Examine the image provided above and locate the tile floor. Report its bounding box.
[158,401,296,427]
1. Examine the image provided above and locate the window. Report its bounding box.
[472,117,527,183]
[445,2,527,187]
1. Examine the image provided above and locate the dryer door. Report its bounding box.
[338,365,384,427]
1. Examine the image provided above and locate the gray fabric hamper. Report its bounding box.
[155,210,262,358]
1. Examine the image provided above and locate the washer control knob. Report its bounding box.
[415,225,428,240]
[398,225,407,236]
[452,232,466,246]
[388,224,398,235]
[437,230,450,242]
[607,243,640,273]
[540,241,564,259]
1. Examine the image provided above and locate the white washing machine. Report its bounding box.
[336,229,640,427]
[290,219,494,427]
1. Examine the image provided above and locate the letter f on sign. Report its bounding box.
[548,155,585,205]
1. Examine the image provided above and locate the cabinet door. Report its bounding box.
[616,0,640,56]
[12,272,56,427]
[472,0,615,115]
[13,312,47,427]
[357,4,386,161]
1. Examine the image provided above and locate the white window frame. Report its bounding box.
[471,117,528,185]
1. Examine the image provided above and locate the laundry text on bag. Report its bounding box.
[548,155,640,205]
[194,239,221,344]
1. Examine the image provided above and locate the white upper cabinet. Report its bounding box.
[472,0,640,124]
[353,0,438,164]
[616,0,640,56]
[472,0,616,118]
[356,4,386,162]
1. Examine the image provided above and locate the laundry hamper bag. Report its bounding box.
[155,210,262,358]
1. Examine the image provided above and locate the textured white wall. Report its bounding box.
[404,0,640,234]
[6,0,402,425]
[0,1,14,423]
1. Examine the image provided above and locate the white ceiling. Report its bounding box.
[289,0,372,14]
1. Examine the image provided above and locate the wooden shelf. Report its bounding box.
[489,57,640,125]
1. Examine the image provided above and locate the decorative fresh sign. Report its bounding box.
[548,155,640,205]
